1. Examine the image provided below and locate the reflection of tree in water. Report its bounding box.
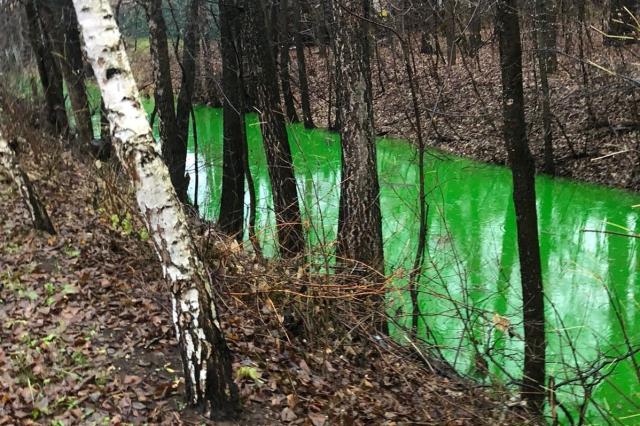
[184,107,640,423]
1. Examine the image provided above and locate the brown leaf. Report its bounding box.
[308,412,327,426]
[287,393,297,409]
[124,375,143,385]
[299,359,311,374]
[281,407,297,422]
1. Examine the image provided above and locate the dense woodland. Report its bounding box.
[1,0,640,424]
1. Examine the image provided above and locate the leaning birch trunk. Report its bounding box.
[71,0,239,418]
[0,130,55,234]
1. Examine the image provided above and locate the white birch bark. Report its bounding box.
[71,0,238,416]
[0,130,55,234]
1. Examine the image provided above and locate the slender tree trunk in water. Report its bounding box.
[218,0,246,240]
[39,0,93,145]
[496,0,546,414]
[72,1,239,417]
[145,0,181,197]
[535,0,555,175]
[0,131,55,234]
[278,0,300,123]
[246,0,305,258]
[174,0,202,203]
[294,0,315,129]
[24,0,68,137]
[331,0,384,276]
[400,39,427,335]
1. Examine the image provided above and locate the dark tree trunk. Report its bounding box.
[321,0,341,131]
[97,99,112,159]
[218,0,247,240]
[496,0,546,415]
[174,0,203,203]
[294,0,315,129]
[469,0,482,56]
[535,0,557,73]
[24,0,68,137]
[62,0,94,142]
[331,0,384,276]
[245,0,305,258]
[100,100,109,142]
[445,0,457,65]
[577,0,597,126]
[535,0,555,174]
[145,0,183,200]
[278,0,300,123]
[39,0,93,145]
[546,0,557,70]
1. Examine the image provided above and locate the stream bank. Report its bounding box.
[0,95,530,424]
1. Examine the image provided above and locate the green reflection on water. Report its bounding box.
[170,104,640,424]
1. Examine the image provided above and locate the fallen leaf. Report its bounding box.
[308,412,327,426]
[281,407,297,422]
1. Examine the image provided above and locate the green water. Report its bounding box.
[124,100,638,423]
[14,37,635,424]
[42,62,636,422]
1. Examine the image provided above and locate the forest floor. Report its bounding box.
[0,102,535,423]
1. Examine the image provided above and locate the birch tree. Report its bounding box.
[0,130,55,234]
[71,0,239,418]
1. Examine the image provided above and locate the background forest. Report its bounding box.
[1,0,640,424]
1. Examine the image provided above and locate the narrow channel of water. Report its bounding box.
[146,103,639,423]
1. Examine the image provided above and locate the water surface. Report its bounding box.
[175,105,640,424]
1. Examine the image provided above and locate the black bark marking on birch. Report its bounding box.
[106,67,122,79]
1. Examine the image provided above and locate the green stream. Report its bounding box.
[178,106,640,424]
[101,96,639,424]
